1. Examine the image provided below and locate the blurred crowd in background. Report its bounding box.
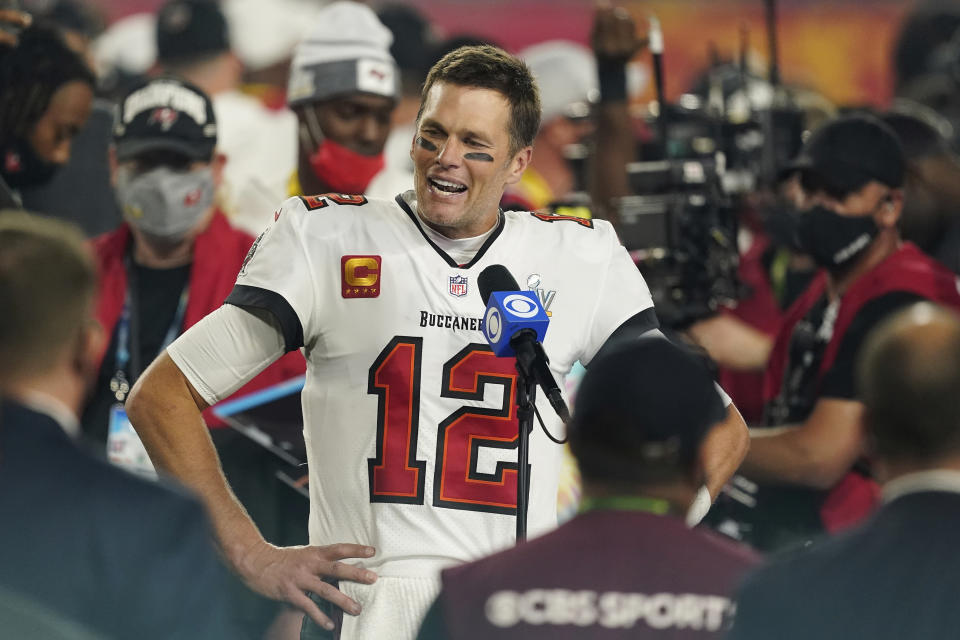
[6,0,960,638]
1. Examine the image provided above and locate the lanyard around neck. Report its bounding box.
[578,495,672,516]
[113,255,189,397]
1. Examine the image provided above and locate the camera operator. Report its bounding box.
[724,114,960,551]
[730,302,960,640]
[680,77,837,420]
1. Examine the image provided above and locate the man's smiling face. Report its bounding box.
[411,82,531,239]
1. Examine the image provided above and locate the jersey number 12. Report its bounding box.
[367,336,522,515]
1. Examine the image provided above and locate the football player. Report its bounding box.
[126,45,749,639]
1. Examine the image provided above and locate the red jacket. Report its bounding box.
[764,243,960,531]
[92,210,306,427]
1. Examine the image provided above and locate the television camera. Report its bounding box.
[617,1,805,328]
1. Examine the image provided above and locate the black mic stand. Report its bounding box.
[513,363,535,543]
[510,331,539,543]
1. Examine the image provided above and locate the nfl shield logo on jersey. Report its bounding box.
[449,275,468,297]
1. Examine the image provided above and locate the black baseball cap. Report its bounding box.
[113,77,217,162]
[783,114,906,197]
[568,337,725,484]
[156,0,229,65]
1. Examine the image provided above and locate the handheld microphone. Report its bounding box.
[478,264,570,422]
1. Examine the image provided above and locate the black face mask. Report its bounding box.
[794,204,879,270]
[764,203,803,251]
[0,138,60,189]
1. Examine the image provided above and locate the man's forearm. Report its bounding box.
[588,4,644,228]
[740,426,827,487]
[126,352,265,568]
[701,404,750,499]
[589,101,633,227]
[685,315,774,372]
[741,398,866,490]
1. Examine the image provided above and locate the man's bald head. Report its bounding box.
[858,302,960,462]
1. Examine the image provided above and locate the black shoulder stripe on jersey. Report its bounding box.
[225,285,304,352]
[588,307,661,367]
[394,194,505,269]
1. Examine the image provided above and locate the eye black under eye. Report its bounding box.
[416,136,438,152]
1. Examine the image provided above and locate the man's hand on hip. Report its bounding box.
[238,541,378,631]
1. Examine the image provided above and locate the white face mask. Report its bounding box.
[115,165,215,241]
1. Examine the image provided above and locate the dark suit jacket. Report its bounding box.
[0,400,238,639]
[729,489,960,639]
[0,173,19,210]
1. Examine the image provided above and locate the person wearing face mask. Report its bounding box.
[0,21,94,210]
[285,1,412,207]
[718,114,960,552]
[82,77,305,475]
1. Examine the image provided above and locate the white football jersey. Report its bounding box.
[227,190,655,578]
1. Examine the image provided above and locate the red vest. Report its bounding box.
[764,243,960,531]
[91,211,306,427]
[717,229,784,423]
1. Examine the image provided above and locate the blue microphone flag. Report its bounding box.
[482,290,550,357]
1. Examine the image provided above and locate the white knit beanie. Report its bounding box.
[287,1,400,106]
[519,40,598,125]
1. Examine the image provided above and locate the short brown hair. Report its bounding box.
[418,45,541,155]
[0,212,96,385]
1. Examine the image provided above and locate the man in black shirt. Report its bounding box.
[82,75,307,468]
[81,77,225,467]
[82,76,304,636]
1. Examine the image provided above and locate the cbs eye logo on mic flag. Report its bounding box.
[483,291,550,357]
